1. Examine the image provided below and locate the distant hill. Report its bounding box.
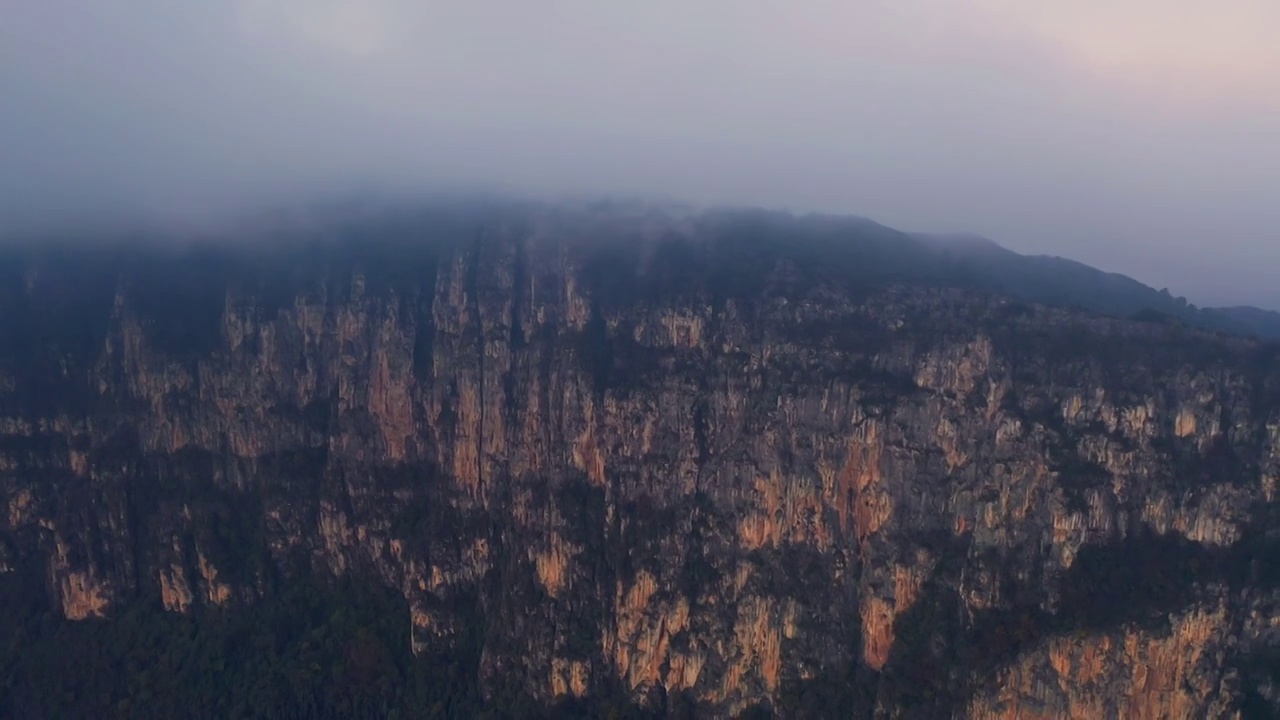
[1206,306,1280,340]
[913,232,1280,338]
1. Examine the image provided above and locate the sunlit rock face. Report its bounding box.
[1,203,1277,717]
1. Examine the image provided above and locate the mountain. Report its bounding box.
[1,201,1277,718]
[914,232,1280,338]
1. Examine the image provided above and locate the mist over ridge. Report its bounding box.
[4,2,1279,308]
[4,190,1279,341]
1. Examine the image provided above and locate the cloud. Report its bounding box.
[976,1,1276,73]
[1,1,1277,307]
[237,0,401,57]
[970,0,1280,108]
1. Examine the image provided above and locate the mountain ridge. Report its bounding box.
[913,231,1280,337]
[1,199,1277,717]
[9,197,1274,337]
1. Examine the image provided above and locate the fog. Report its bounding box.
[3,1,1278,308]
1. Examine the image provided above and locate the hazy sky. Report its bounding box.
[3,1,1278,307]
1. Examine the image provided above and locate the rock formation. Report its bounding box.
[1,203,1277,717]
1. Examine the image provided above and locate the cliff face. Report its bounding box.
[2,205,1278,717]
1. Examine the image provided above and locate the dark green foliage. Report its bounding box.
[774,628,873,719]
[1208,306,1280,340]
[1237,648,1280,720]
[734,702,774,719]
[579,306,615,396]
[1057,521,1279,632]
[0,572,483,720]
[0,247,118,415]
[122,247,241,358]
[1169,431,1255,493]
[871,515,1280,718]
[1131,307,1179,326]
[1052,456,1113,514]
[0,251,115,360]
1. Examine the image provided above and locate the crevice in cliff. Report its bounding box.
[692,395,710,477]
[467,228,486,497]
[411,265,440,381]
[509,234,529,353]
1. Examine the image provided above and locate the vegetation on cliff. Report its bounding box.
[1,201,1278,717]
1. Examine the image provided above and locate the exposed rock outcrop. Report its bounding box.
[1,204,1276,716]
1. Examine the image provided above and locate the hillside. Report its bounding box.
[1,201,1277,718]
[914,232,1280,338]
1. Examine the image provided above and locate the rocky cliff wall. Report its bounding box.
[1,206,1277,717]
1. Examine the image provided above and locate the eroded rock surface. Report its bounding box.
[1,205,1277,716]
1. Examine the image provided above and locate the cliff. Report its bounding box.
[1,202,1277,718]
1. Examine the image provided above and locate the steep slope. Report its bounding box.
[1,202,1278,718]
[915,232,1280,338]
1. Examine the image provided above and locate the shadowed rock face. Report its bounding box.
[1,203,1277,717]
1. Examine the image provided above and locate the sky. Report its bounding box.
[2,1,1278,308]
